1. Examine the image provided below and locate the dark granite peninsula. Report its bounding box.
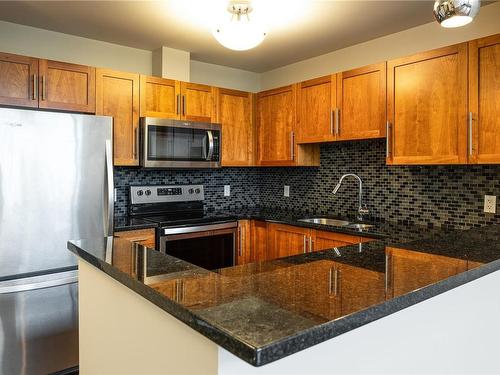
[69,224,500,374]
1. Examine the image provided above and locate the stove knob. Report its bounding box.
[137,190,144,196]
[195,188,201,194]
[188,188,194,194]
[145,189,152,196]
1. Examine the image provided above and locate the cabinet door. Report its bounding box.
[267,223,310,259]
[296,75,336,143]
[0,52,38,108]
[469,34,500,164]
[312,230,372,252]
[96,69,140,166]
[386,247,467,298]
[217,88,254,166]
[38,59,95,113]
[387,44,468,164]
[251,220,268,262]
[140,75,180,119]
[337,263,385,316]
[236,220,252,265]
[337,62,386,141]
[181,82,215,122]
[257,85,296,165]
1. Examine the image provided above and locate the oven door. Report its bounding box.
[159,223,237,270]
[141,118,221,168]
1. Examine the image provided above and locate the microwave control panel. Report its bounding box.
[130,185,204,204]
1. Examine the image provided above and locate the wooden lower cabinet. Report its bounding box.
[251,220,268,262]
[96,68,140,166]
[312,230,372,252]
[267,223,311,259]
[386,247,467,298]
[236,220,252,265]
[114,228,156,249]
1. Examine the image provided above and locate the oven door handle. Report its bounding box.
[162,222,237,236]
[206,130,214,161]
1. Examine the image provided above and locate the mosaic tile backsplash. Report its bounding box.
[115,139,500,229]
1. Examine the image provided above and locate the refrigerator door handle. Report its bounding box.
[104,139,114,236]
[0,274,78,294]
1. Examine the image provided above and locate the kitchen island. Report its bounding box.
[69,220,500,374]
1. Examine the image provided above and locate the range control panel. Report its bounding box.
[130,185,204,204]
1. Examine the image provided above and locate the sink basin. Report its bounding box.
[346,223,374,230]
[298,218,350,227]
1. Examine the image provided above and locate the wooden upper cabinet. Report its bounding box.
[469,34,500,164]
[296,75,337,143]
[38,59,95,113]
[181,82,215,122]
[140,75,180,119]
[386,247,467,298]
[216,88,254,166]
[337,62,386,141]
[257,85,296,165]
[387,43,468,165]
[267,223,311,259]
[0,52,38,108]
[96,69,140,166]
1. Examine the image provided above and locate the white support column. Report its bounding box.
[152,46,191,81]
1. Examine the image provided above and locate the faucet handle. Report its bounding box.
[358,205,369,216]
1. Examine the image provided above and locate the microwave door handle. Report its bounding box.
[206,130,214,160]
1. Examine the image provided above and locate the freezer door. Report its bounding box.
[0,108,113,280]
[0,271,78,374]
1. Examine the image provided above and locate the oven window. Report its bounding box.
[164,233,234,270]
[147,126,209,161]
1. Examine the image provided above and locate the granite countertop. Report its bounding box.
[76,209,500,366]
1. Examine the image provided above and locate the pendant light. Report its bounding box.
[433,0,480,28]
[212,0,267,51]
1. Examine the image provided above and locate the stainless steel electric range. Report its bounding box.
[129,185,237,270]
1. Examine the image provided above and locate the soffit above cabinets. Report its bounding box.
[0,1,436,73]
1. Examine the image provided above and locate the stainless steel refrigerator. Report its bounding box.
[0,108,113,374]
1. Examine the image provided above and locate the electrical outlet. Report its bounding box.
[284,185,290,197]
[484,195,496,214]
[224,185,230,197]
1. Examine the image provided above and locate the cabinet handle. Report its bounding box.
[303,235,307,253]
[182,95,186,116]
[330,109,334,135]
[290,131,295,160]
[33,74,37,100]
[386,121,391,158]
[309,236,313,252]
[133,126,138,159]
[335,108,340,136]
[469,112,473,156]
[41,75,46,101]
[238,227,243,257]
[176,94,180,115]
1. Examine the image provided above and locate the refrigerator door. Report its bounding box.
[0,271,78,375]
[0,108,113,281]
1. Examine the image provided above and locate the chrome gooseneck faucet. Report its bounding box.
[332,173,369,221]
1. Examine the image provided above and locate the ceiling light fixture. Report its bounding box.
[212,0,267,51]
[433,0,480,28]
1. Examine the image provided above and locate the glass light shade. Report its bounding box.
[441,15,473,27]
[212,16,267,51]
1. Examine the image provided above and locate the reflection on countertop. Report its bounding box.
[69,222,500,366]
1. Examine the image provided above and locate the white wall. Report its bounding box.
[260,1,500,90]
[190,60,261,92]
[0,20,153,75]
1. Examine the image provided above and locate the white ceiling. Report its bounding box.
[0,1,438,72]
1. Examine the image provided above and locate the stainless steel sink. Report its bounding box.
[346,223,374,230]
[298,218,350,227]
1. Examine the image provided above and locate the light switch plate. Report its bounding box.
[484,195,496,214]
[224,185,230,197]
[284,185,290,197]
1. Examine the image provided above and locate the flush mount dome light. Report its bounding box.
[212,0,267,51]
[433,0,480,28]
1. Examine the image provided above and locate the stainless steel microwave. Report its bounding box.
[140,117,221,168]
